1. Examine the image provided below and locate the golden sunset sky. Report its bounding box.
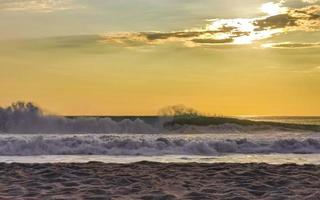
[0,0,320,115]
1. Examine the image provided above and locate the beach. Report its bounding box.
[0,162,319,200]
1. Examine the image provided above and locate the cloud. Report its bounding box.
[281,0,319,5]
[0,0,84,12]
[102,1,320,47]
[101,30,245,47]
[302,0,318,3]
[262,42,320,48]
[254,5,320,31]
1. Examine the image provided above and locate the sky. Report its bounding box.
[0,0,320,116]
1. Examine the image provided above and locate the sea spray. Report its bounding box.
[1,102,320,133]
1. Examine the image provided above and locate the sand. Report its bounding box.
[0,162,319,200]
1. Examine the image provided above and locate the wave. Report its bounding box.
[0,109,289,134]
[1,102,319,134]
[0,134,319,156]
[0,102,161,134]
[0,106,159,134]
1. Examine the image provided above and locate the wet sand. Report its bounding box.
[0,162,319,200]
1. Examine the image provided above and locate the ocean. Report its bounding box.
[0,116,319,164]
[245,116,320,125]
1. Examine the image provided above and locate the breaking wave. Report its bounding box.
[1,102,319,134]
[0,134,319,156]
[0,102,162,134]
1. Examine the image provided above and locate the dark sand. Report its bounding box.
[0,162,319,200]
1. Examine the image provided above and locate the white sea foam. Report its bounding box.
[0,133,319,156]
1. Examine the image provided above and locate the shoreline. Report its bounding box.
[0,162,319,199]
[1,154,320,165]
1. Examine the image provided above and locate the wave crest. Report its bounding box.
[0,135,319,156]
[1,102,319,133]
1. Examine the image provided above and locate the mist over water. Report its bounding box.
[1,102,320,134]
[0,102,159,134]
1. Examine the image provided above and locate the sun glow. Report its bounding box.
[260,2,287,16]
[208,17,284,44]
[208,18,256,32]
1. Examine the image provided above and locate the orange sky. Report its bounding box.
[0,0,320,115]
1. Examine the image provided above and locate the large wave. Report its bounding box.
[1,102,318,134]
[0,134,319,156]
[0,102,161,133]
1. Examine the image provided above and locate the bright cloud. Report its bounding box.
[260,2,288,16]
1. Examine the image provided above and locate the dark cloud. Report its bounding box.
[255,5,320,30]
[254,14,297,29]
[192,38,234,44]
[265,42,320,48]
[102,30,239,46]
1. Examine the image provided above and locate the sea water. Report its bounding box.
[0,116,319,164]
[0,131,319,164]
[246,116,320,125]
